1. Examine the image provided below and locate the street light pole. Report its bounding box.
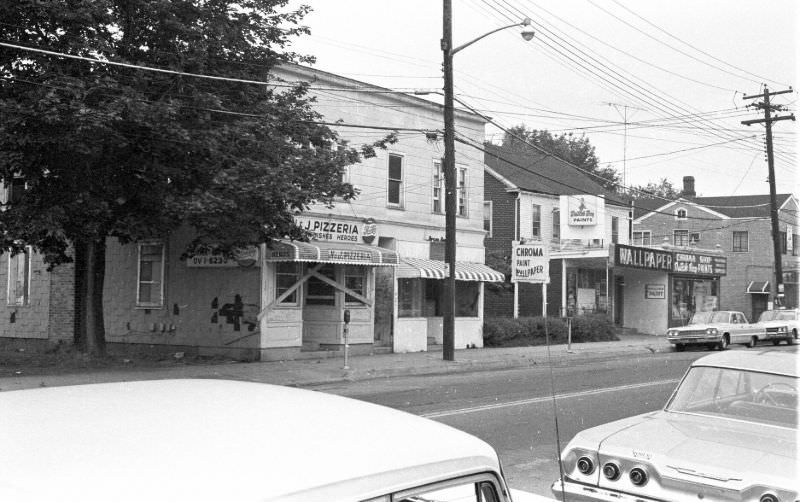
[441,1,533,361]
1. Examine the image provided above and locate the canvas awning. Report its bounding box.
[263,240,398,266]
[396,257,505,282]
[745,281,770,294]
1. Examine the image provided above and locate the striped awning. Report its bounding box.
[745,281,770,294]
[263,240,398,266]
[397,257,505,282]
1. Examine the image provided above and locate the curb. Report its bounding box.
[0,338,670,391]
[289,341,668,387]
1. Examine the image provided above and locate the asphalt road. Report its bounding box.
[312,350,710,498]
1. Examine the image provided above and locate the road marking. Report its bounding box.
[421,379,680,419]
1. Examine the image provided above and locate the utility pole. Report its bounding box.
[441,8,533,362]
[741,86,795,308]
[442,0,456,361]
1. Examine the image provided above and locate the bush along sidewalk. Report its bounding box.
[483,314,619,347]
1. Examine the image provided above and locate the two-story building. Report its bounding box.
[483,144,632,321]
[0,183,75,350]
[95,64,503,360]
[633,176,799,324]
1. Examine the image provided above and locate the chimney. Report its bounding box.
[682,176,696,198]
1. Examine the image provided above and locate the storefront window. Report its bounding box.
[398,279,480,318]
[424,280,442,316]
[275,262,299,304]
[671,277,718,325]
[306,264,336,305]
[566,268,607,315]
[455,281,480,317]
[344,265,366,305]
[398,278,423,317]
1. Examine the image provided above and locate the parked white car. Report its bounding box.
[754,308,799,345]
[0,379,550,502]
[665,310,762,351]
[552,350,798,502]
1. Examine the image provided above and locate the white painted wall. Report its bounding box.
[621,268,668,335]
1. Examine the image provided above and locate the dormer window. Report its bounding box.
[675,208,687,220]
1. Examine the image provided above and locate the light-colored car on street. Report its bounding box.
[0,379,549,502]
[665,310,763,351]
[754,308,799,346]
[552,350,798,502]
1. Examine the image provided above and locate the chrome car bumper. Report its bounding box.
[667,336,719,344]
[551,479,661,502]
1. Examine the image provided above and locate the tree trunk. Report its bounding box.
[74,239,107,357]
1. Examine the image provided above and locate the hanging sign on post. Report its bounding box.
[511,242,550,283]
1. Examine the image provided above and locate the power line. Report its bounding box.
[607,0,791,88]
[0,41,436,95]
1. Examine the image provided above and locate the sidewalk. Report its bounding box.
[0,333,668,392]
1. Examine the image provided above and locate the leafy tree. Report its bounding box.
[629,178,681,199]
[499,125,620,191]
[0,1,393,356]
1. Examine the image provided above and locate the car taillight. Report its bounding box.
[577,456,595,475]
[629,467,648,486]
[602,462,621,480]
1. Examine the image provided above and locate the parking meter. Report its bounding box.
[343,309,351,370]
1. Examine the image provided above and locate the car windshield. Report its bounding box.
[689,311,729,324]
[666,366,798,428]
[758,310,797,322]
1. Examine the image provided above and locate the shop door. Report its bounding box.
[614,276,624,325]
[751,294,767,323]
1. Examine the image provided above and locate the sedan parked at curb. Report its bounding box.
[551,350,798,502]
[0,379,550,502]
[665,310,763,351]
[754,308,799,346]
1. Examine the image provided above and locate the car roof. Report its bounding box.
[691,350,798,377]
[0,379,502,502]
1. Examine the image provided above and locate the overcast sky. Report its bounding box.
[284,1,797,197]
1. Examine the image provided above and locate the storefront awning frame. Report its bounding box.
[396,258,505,282]
[263,239,398,266]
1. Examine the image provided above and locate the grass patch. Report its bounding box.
[484,314,619,347]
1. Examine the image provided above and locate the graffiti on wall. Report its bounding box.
[211,294,259,332]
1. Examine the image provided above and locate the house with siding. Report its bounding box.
[96,64,503,360]
[482,144,632,321]
[633,176,799,323]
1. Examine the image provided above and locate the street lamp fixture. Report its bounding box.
[441,4,534,361]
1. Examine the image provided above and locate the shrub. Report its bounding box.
[483,314,619,347]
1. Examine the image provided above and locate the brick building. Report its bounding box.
[0,182,75,350]
[0,248,75,350]
[633,176,799,323]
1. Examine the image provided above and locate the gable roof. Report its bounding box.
[634,194,795,220]
[483,144,621,203]
[692,194,793,218]
[634,197,730,222]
